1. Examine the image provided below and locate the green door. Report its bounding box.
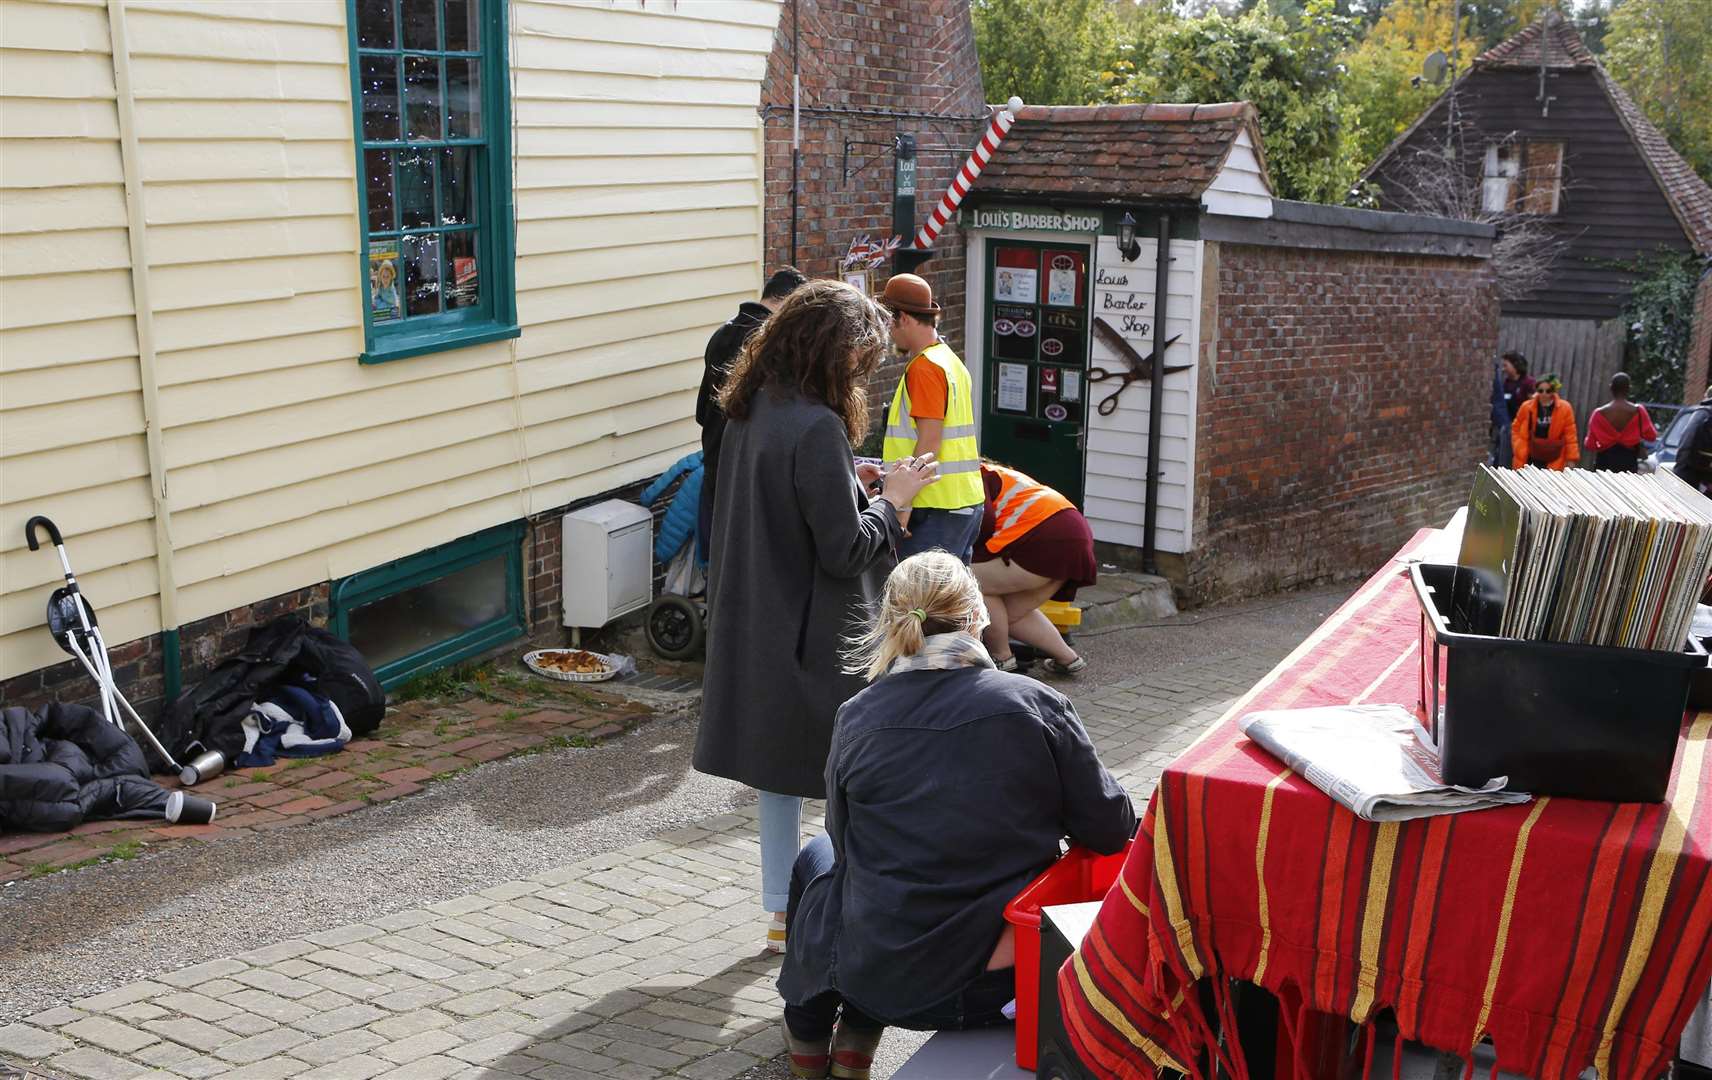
[980,239,1091,505]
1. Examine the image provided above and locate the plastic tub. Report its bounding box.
[1003,841,1132,1070]
[1413,562,1705,802]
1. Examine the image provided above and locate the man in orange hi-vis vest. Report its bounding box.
[971,462,1097,676]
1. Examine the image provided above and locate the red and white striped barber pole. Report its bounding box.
[912,95,1025,251]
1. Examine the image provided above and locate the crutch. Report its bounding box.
[25,515,181,771]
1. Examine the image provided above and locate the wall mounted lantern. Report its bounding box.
[1118,212,1142,262]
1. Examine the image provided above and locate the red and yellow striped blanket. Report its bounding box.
[1059,533,1712,1080]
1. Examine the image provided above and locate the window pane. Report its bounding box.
[404,55,442,142]
[443,231,480,310]
[444,0,478,52]
[365,149,395,233]
[369,240,402,323]
[347,554,510,670]
[446,58,481,139]
[440,146,475,225]
[401,0,437,51]
[357,0,395,49]
[404,233,441,316]
[360,55,399,143]
[397,148,435,229]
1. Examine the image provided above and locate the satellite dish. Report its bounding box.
[1423,50,1449,85]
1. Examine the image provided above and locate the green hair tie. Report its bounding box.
[909,608,927,622]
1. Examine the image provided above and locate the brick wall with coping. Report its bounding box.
[760,0,986,445]
[1183,241,1499,604]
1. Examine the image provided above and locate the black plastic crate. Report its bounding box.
[1413,562,1705,803]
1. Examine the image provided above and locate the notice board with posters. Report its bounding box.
[981,240,1092,505]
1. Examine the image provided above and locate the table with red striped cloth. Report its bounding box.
[1059,532,1712,1080]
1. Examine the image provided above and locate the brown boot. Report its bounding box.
[829,1021,884,1080]
[781,1016,831,1079]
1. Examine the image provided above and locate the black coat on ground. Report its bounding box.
[156,617,384,771]
[0,702,173,833]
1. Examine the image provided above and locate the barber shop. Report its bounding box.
[938,103,1499,603]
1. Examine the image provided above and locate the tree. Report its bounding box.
[1618,249,1700,402]
[970,0,1122,106]
[1602,0,1712,182]
[1103,0,1361,203]
[1338,0,1481,199]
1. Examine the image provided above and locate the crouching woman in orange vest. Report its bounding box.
[972,463,1097,675]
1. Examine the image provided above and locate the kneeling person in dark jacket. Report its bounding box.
[777,551,1137,1079]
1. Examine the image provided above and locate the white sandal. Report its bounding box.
[1041,655,1087,676]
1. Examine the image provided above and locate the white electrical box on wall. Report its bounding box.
[561,500,653,629]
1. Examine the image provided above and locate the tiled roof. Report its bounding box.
[973,102,1268,202]
[1596,69,1712,256]
[1475,9,1596,70]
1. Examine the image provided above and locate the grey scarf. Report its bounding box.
[887,632,996,676]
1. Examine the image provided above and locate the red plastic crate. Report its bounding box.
[1002,841,1132,1070]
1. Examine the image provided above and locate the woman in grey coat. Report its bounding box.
[696,280,939,949]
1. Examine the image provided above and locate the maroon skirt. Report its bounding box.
[974,508,1098,602]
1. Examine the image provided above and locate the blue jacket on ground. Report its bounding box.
[641,451,704,566]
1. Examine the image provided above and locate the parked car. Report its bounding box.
[1642,406,1694,474]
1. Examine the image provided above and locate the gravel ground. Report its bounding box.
[0,579,1353,1077]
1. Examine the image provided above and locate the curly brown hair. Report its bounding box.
[717,279,892,441]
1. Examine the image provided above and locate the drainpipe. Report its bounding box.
[108,0,183,703]
[1142,214,1171,575]
[789,0,800,265]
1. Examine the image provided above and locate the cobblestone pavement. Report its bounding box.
[1,586,1349,1080]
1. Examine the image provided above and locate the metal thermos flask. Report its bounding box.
[180,749,225,787]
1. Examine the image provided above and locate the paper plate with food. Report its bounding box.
[524,648,622,683]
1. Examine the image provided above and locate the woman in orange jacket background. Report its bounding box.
[1511,374,1579,470]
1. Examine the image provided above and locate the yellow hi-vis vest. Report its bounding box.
[883,341,983,510]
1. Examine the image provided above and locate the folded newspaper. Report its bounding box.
[1237,705,1532,822]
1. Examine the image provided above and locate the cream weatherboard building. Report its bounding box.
[1,0,781,698]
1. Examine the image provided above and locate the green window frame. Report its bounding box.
[330,522,526,690]
[347,0,518,364]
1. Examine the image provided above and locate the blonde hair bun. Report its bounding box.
[844,551,989,681]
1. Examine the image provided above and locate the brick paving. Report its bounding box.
[0,647,1281,1080]
[0,666,654,884]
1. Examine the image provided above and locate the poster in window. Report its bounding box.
[1046,252,1080,306]
[997,362,1029,413]
[369,240,402,323]
[1062,369,1081,404]
[995,266,1038,304]
[447,255,480,309]
[993,303,1035,361]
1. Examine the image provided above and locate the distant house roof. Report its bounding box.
[1473,10,1596,71]
[973,102,1272,203]
[1362,10,1712,256]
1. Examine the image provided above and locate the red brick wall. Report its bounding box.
[1686,269,1712,404]
[0,585,328,720]
[1186,242,1500,603]
[761,0,986,445]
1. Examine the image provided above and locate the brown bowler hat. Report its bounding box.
[879,273,941,316]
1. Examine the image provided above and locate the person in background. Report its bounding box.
[698,280,939,954]
[1512,374,1579,470]
[878,274,985,563]
[1675,388,1712,494]
[1501,351,1535,423]
[972,462,1095,676]
[1489,359,1511,466]
[1584,372,1658,473]
[697,267,808,561]
[777,552,1135,1080]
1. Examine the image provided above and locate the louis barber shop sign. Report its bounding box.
[966,207,1102,233]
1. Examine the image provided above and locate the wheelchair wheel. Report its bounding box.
[646,595,704,660]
